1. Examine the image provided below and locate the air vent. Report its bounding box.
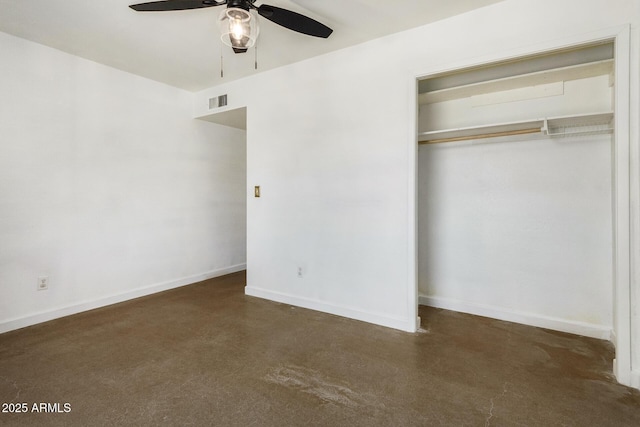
[209,94,228,109]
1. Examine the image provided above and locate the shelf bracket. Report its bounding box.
[541,118,549,136]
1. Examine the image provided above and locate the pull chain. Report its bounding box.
[220,41,224,78]
[219,43,258,78]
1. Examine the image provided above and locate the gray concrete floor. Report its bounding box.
[1,271,639,426]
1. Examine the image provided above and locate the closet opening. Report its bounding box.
[414,39,630,378]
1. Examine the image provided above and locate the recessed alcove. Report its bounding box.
[416,42,616,340]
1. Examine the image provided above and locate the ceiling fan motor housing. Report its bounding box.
[226,0,254,11]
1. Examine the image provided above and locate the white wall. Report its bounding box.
[0,31,247,332]
[193,0,639,383]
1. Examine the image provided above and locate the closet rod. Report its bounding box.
[419,127,541,145]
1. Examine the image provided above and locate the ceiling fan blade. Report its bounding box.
[257,4,333,38]
[129,0,225,12]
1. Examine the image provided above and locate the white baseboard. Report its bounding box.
[631,370,640,390]
[610,329,618,348]
[0,264,246,334]
[245,286,416,332]
[612,360,640,390]
[419,294,612,341]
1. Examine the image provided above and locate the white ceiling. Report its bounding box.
[0,0,504,92]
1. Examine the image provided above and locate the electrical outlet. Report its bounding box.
[297,267,303,278]
[37,276,48,291]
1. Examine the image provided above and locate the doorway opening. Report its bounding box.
[198,106,248,277]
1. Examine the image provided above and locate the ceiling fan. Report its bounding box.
[129,0,333,54]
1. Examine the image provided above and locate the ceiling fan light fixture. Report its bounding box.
[218,7,259,50]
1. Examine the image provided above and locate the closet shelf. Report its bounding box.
[544,112,614,137]
[418,111,614,145]
[418,59,614,105]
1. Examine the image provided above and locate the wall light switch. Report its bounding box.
[254,186,260,197]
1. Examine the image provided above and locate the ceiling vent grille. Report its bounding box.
[209,94,228,109]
